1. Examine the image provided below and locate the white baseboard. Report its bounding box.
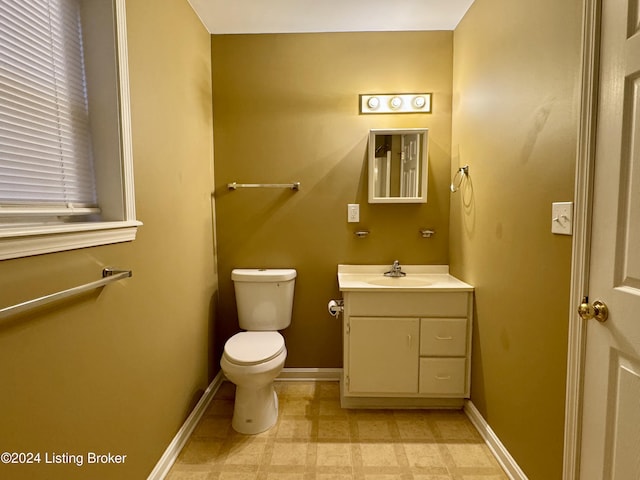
[464,401,529,480]
[147,372,225,480]
[277,367,342,381]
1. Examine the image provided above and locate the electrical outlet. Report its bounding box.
[347,204,359,223]
[552,202,573,235]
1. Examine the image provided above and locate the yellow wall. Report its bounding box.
[0,1,216,479]
[450,0,581,477]
[212,31,453,367]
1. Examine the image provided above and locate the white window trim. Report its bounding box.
[0,0,141,261]
[0,221,141,260]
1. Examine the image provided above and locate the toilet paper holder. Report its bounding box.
[327,299,344,317]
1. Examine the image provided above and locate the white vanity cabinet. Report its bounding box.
[337,265,474,409]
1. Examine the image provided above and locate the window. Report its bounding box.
[0,0,140,260]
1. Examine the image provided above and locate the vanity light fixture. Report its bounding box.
[360,93,432,114]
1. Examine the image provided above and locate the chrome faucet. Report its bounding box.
[384,260,406,277]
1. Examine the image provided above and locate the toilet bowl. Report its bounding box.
[220,268,296,434]
[221,331,287,434]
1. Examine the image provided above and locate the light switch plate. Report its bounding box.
[552,202,573,235]
[347,204,359,223]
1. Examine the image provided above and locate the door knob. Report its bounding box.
[578,297,609,323]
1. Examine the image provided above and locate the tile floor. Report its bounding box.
[166,381,509,480]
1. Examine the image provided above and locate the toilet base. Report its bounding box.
[231,383,279,434]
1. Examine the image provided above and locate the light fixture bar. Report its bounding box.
[359,93,432,114]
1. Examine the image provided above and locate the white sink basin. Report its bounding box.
[338,265,473,292]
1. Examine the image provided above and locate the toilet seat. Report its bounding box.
[224,331,285,366]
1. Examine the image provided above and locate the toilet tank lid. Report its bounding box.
[232,268,296,282]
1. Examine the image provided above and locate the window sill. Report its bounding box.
[0,220,143,260]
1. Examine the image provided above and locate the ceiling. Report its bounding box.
[187,0,475,34]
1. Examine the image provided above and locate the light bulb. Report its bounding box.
[390,96,402,109]
[413,96,426,108]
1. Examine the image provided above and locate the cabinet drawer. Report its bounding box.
[419,358,466,395]
[420,318,467,356]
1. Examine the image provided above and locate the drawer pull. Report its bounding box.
[435,375,452,381]
[435,335,453,340]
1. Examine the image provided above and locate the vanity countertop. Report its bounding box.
[338,264,474,292]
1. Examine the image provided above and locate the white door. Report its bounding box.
[579,0,640,476]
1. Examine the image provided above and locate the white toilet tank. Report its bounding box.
[232,268,297,331]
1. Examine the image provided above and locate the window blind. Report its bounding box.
[0,0,99,216]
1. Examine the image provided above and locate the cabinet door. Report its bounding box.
[348,317,419,394]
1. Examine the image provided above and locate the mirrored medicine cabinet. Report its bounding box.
[368,128,428,203]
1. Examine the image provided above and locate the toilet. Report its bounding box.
[220,268,296,434]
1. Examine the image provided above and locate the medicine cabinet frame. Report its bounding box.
[368,128,429,204]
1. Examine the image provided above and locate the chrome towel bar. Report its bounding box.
[0,268,132,320]
[227,182,300,191]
